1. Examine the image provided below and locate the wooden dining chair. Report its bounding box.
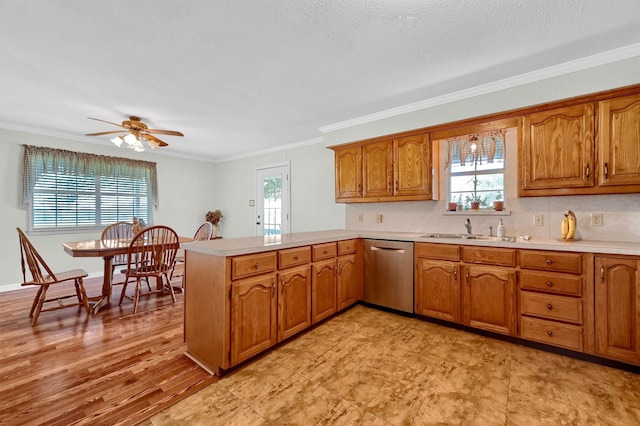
[16,227,90,326]
[119,225,180,313]
[170,222,213,287]
[101,221,134,286]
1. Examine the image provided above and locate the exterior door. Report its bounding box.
[256,164,290,237]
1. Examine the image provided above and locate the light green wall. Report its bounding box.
[212,142,345,238]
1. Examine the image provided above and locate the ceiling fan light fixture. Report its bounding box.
[146,139,160,149]
[124,133,138,146]
[110,136,124,147]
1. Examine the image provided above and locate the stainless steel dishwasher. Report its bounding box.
[364,239,414,314]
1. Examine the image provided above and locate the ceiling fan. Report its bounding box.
[85,116,184,151]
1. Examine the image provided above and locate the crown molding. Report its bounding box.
[319,43,640,134]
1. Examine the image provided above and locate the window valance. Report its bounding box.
[445,129,507,169]
[21,145,158,209]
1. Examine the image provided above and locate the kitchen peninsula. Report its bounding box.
[182,230,640,375]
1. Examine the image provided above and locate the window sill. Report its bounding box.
[442,210,511,216]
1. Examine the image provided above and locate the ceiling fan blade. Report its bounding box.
[144,133,169,147]
[144,128,184,136]
[87,117,127,128]
[85,130,127,136]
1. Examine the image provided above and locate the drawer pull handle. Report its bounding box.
[547,331,553,337]
[546,281,553,287]
[546,303,553,310]
[546,259,552,265]
[293,256,298,260]
[255,262,260,268]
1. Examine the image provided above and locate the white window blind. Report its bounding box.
[21,145,158,232]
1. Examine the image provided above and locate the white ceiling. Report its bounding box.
[1,1,639,162]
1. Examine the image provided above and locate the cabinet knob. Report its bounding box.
[546,303,553,310]
[293,256,298,260]
[546,281,553,287]
[547,331,553,337]
[546,259,552,265]
[255,262,260,268]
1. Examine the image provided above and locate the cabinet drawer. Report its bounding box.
[521,317,583,351]
[415,243,459,261]
[231,252,277,280]
[337,239,357,256]
[312,242,337,261]
[521,292,582,324]
[520,271,582,296]
[278,246,311,269]
[519,250,582,274]
[462,246,515,266]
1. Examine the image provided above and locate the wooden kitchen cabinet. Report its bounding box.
[520,103,595,193]
[277,265,312,342]
[518,250,588,352]
[415,258,460,322]
[311,258,337,324]
[394,134,431,197]
[337,239,360,311]
[231,273,278,365]
[595,255,640,365]
[462,264,517,336]
[330,132,432,202]
[363,140,393,198]
[334,145,362,200]
[598,93,640,187]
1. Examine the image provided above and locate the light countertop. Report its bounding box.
[182,229,640,257]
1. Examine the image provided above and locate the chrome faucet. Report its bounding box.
[464,218,472,235]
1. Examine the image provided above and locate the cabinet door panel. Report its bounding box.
[337,254,357,311]
[598,94,640,186]
[415,259,460,322]
[278,266,312,341]
[312,259,337,323]
[463,265,516,335]
[394,134,431,197]
[521,103,595,190]
[595,256,640,365]
[363,141,393,198]
[231,274,277,365]
[335,146,362,199]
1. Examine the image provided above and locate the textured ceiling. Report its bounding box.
[1,1,639,162]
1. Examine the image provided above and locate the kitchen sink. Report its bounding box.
[421,233,516,242]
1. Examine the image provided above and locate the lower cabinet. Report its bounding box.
[463,265,517,335]
[312,258,337,324]
[595,255,640,365]
[231,273,278,365]
[278,265,312,342]
[415,258,460,322]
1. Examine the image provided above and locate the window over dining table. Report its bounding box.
[21,145,157,233]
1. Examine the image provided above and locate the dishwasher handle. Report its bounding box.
[370,245,405,254]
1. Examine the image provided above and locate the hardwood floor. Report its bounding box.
[0,275,216,426]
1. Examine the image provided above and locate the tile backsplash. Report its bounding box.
[345,194,640,243]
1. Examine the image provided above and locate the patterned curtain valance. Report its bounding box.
[445,129,507,169]
[21,145,159,209]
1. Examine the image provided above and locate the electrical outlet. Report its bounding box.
[358,214,363,222]
[591,213,603,226]
[376,213,383,223]
[533,213,544,227]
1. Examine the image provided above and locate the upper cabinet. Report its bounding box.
[519,91,640,196]
[332,133,431,203]
[598,93,640,187]
[520,103,595,192]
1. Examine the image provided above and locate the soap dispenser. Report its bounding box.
[496,219,505,238]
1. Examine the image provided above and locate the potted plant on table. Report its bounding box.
[205,209,223,238]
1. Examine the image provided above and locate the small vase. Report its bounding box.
[448,202,458,211]
[471,201,480,210]
[493,201,504,211]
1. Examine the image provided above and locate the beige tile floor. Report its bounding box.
[144,305,640,425]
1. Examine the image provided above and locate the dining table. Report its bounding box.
[63,235,193,314]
